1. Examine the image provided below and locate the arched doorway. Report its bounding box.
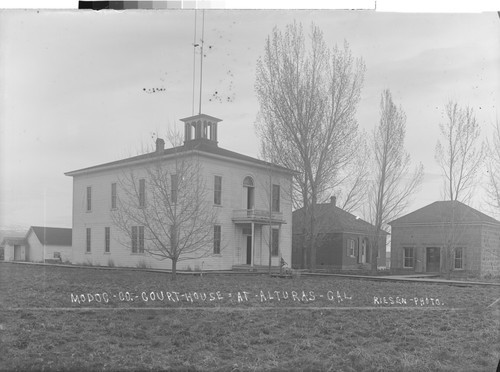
[243,176,254,210]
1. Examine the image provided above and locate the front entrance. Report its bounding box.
[14,245,23,261]
[426,247,440,272]
[360,239,367,264]
[246,236,252,265]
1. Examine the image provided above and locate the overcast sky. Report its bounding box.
[0,9,498,229]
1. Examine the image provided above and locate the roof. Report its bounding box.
[388,201,500,226]
[0,237,27,247]
[65,138,295,176]
[292,203,387,235]
[28,226,72,246]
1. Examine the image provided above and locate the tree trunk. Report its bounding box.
[370,237,378,274]
[309,197,317,272]
[171,258,177,281]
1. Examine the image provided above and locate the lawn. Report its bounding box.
[0,263,499,371]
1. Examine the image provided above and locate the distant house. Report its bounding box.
[389,201,500,276]
[1,237,27,261]
[1,226,72,263]
[292,197,387,270]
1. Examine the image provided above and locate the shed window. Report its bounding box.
[347,239,356,257]
[454,248,464,269]
[403,247,414,268]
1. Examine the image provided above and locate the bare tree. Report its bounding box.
[368,89,423,273]
[111,135,219,280]
[485,118,500,216]
[255,21,365,270]
[435,101,484,203]
[330,134,371,213]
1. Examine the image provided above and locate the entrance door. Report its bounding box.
[14,245,22,261]
[426,247,440,272]
[246,236,252,265]
[360,239,367,264]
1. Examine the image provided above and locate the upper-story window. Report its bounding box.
[243,176,254,210]
[111,183,117,209]
[86,186,92,212]
[138,179,145,207]
[214,176,222,205]
[171,174,178,204]
[272,184,280,212]
[243,176,254,187]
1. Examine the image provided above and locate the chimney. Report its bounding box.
[155,138,165,153]
[330,196,337,207]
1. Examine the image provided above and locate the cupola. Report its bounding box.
[180,113,222,147]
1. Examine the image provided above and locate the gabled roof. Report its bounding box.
[293,203,387,235]
[0,237,27,247]
[65,138,295,176]
[388,201,500,226]
[28,226,72,246]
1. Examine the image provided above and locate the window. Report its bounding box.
[171,174,178,204]
[454,248,464,269]
[86,187,92,212]
[214,225,221,254]
[271,229,279,256]
[403,247,414,268]
[86,228,91,253]
[214,176,222,205]
[132,226,144,254]
[105,227,110,253]
[138,179,145,207]
[347,239,355,257]
[111,183,117,209]
[272,184,280,212]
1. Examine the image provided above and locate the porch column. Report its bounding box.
[251,222,255,267]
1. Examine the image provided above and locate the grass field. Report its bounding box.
[1,263,499,371]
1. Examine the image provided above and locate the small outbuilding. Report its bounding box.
[389,201,500,277]
[1,237,28,261]
[1,226,72,263]
[292,197,387,270]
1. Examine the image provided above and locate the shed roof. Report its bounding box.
[29,226,72,246]
[388,201,500,226]
[293,203,387,235]
[0,237,27,247]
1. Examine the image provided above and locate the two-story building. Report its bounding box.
[65,113,294,271]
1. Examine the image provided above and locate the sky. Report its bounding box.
[0,8,499,229]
